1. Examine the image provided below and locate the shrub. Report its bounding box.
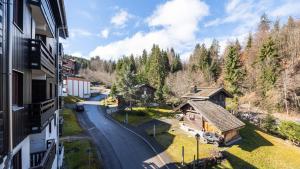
[278,121,300,145]
[262,114,277,133]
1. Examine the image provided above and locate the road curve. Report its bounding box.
[78,95,173,169]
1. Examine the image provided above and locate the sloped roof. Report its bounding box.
[178,100,245,132]
[134,84,156,91]
[182,87,233,99]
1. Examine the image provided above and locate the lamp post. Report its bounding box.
[195,133,200,165]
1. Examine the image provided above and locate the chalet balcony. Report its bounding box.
[29,0,55,37]
[29,39,55,77]
[30,99,55,133]
[30,140,56,169]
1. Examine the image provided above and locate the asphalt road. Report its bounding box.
[77,95,175,169]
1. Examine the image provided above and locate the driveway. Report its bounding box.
[77,95,176,169]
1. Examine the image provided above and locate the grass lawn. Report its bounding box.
[61,108,83,136]
[217,122,300,169]
[64,140,101,169]
[152,121,300,169]
[112,107,174,126]
[63,95,84,104]
[147,122,220,164]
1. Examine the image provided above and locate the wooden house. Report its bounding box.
[175,86,245,144]
[134,84,156,101]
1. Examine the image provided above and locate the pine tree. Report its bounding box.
[287,16,295,29]
[118,65,137,110]
[224,46,245,95]
[258,13,271,33]
[258,37,281,94]
[246,32,253,49]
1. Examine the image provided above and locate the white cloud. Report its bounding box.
[71,52,83,58]
[111,9,131,27]
[270,1,300,17]
[69,28,92,38]
[90,0,209,60]
[204,18,221,27]
[101,29,110,38]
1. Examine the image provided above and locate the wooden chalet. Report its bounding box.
[175,86,245,144]
[134,84,156,101]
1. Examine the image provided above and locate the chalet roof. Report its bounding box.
[178,100,245,132]
[134,84,156,91]
[182,87,233,99]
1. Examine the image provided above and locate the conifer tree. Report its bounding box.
[258,37,280,94]
[224,46,245,95]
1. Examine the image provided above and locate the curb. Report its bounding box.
[98,105,171,169]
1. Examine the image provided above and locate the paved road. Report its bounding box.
[77,95,176,169]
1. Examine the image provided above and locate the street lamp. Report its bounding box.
[195,133,200,165]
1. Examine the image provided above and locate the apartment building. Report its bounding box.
[0,0,68,168]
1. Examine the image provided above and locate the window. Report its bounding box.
[54,114,56,126]
[49,120,52,133]
[49,83,52,99]
[13,0,23,30]
[13,149,22,169]
[12,71,23,107]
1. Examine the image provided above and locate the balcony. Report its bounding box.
[30,140,56,169]
[29,39,55,77]
[30,99,55,133]
[29,0,55,38]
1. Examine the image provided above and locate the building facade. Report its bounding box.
[62,77,91,99]
[176,87,245,144]
[0,0,68,168]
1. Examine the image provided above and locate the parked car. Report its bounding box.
[202,132,224,147]
[76,103,85,112]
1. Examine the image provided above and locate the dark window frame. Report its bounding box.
[49,119,52,134]
[13,149,22,169]
[13,0,24,31]
[12,71,23,107]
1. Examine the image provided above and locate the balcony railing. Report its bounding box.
[30,99,55,133]
[29,39,55,77]
[29,0,55,37]
[30,140,56,169]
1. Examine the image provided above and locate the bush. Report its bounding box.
[261,114,277,133]
[278,121,300,145]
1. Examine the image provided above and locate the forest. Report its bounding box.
[78,14,300,116]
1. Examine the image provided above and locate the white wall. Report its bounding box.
[65,78,91,98]
[0,136,31,169]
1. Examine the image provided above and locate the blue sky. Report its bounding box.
[62,0,300,60]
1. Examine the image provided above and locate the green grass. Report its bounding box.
[64,140,101,169]
[61,109,83,136]
[217,122,300,169]
[153,121,300,169]
[112,107,174,126]
[148,123,220,164]
[63,95,84,104]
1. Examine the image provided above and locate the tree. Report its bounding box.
[262,114,277,133]
[287,16,295,29]
[258,37,280,94]
[258,13,271,33]
[118,66,137,110]
[246,32,253,49]
[224,45,245,95]
[110,83,117,98]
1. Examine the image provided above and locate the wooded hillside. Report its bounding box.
[79,14,300,116]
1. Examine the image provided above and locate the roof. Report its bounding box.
[135,84,156,91]
[50,0,69,38]
[182,87,233,99]
[178,100,245,132]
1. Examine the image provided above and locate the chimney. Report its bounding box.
[191,85,197,93]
